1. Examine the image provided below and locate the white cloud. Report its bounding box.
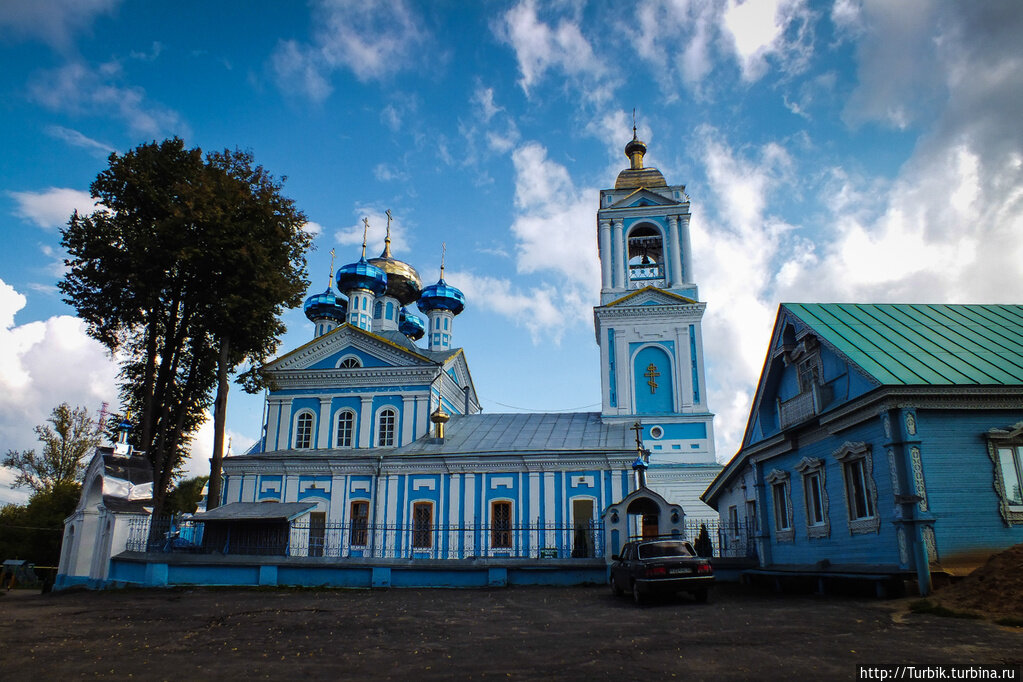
[8,187,98,229]
[181,416,255,481]
[44,125,115,156]
[495,0,610,99]
[302,221,324,237]
[472,85,501,123]
[0,279,119,500]
[722,0,814,82]
[333,208,412,259]
[270,0,429,102]
[445,271,566,344]
[0,0,119,52]
[29,61,188,138]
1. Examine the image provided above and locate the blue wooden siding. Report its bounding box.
[763,418,901,567]
[915,410,1023,562]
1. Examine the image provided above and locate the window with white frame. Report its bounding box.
[833,442,880,534]
[337,355,361,369]
[765,469,793,542]
[412,501,433,548]
[491,501,512,549]
[377,408,397,447]
[294,411,314,449]
[986,423,1023,525]
[336,410,355,448]
[795,456,829,539]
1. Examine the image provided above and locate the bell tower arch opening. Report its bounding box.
[627,223,664,287]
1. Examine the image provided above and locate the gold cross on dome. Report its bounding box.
[644,363,660,393]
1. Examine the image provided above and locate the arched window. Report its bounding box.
[627,224,664,284]
[337,355,362,369]
[385,301,394,319]
[294,411,314,449]
[377,408,397,447]
[336,410,355,448]
[412,501,433,548]
[374,301,383,319]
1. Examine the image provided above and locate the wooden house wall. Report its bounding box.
[916,409,1023,568]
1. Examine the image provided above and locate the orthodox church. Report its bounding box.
[215,130,721,557]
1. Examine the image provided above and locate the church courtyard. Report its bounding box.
[1,584,1018,679]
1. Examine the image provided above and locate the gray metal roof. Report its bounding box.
[193,501,315,522]
[394,412,634,456]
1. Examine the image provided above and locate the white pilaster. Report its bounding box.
[612,219,625,289]
[401,396,415,445]
[317,397,332,449]
[668,215,683,287]
[358,396,373,448]
[276,399,293,450]
[599,218,612,290]
[680,214,694,283]
[265,399,282,453]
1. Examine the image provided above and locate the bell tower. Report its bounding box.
[593,128,718,510]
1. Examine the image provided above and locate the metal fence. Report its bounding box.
[127,516,755,561]
[127,516,606,560]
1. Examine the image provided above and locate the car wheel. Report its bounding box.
[632,581,644,605]
[694,588,710,603]
[610,575,623,597]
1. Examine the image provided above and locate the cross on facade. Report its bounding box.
[644,363,660,393]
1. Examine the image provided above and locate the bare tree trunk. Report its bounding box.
[207,335,230,511]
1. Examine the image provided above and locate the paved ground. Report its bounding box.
[1,583,1020,680]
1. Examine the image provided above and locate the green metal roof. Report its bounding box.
[785,303,1023,385]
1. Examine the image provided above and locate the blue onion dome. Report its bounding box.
[368,239,422,305]
[418,277,465,315]
[336,257,387,296]
[398,307,426,341]
[304,287,347,323]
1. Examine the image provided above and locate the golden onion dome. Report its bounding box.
[368,236,423,305]
[615,127,667,189]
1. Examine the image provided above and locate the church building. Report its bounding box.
[215,131,721,560]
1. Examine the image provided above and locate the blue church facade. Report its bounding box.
[56,131,721,589]
[702,303,1023,594]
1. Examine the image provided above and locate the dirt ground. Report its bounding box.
[1,583,1020,681]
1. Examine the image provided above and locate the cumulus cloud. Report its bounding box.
[29,61,187,138]
[8,187,98,229]
[270,0,429,102]
[494,0,611,100]
[445,271,566,344]
[333,208,413,258]
[0,0,119,52]
[0,279,119,503]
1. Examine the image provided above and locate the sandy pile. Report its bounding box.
[931,543,1023,618]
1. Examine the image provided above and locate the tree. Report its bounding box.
[3,403,100,493]
[0,482,81,567]
[694,523,714,558]
[59,138,310,517]
[164,476,208,515]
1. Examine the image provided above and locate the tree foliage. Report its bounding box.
[59,138,310,515]
[2,403,100,493]
[164,476,209,516]
[0,482,81,567]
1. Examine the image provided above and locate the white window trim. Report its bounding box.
[334,409,356,449]
[987,422,1023,525]
[765,469,794,542]
[336,354,362,369]
[833,441,880,534]
[292,409,316,450]
[795,456,830,539]
[375,406,398,448]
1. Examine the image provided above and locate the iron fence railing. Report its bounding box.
[126,517,607,560]
[126,516,756,561]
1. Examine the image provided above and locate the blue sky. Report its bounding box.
[2,1,1021,505]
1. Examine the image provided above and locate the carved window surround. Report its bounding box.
[987,422,1023,526]
[795,456,830,539]
[833,441,881,535]
[765,469,794,543]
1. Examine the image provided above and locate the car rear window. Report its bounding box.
[638,541,694,559]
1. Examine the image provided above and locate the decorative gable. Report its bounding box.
[264,324,432,373]
[607,188,679,210]
[602,286,696,308]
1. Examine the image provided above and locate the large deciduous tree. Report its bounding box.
[2,403,100,493]
[59,138,310,516]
